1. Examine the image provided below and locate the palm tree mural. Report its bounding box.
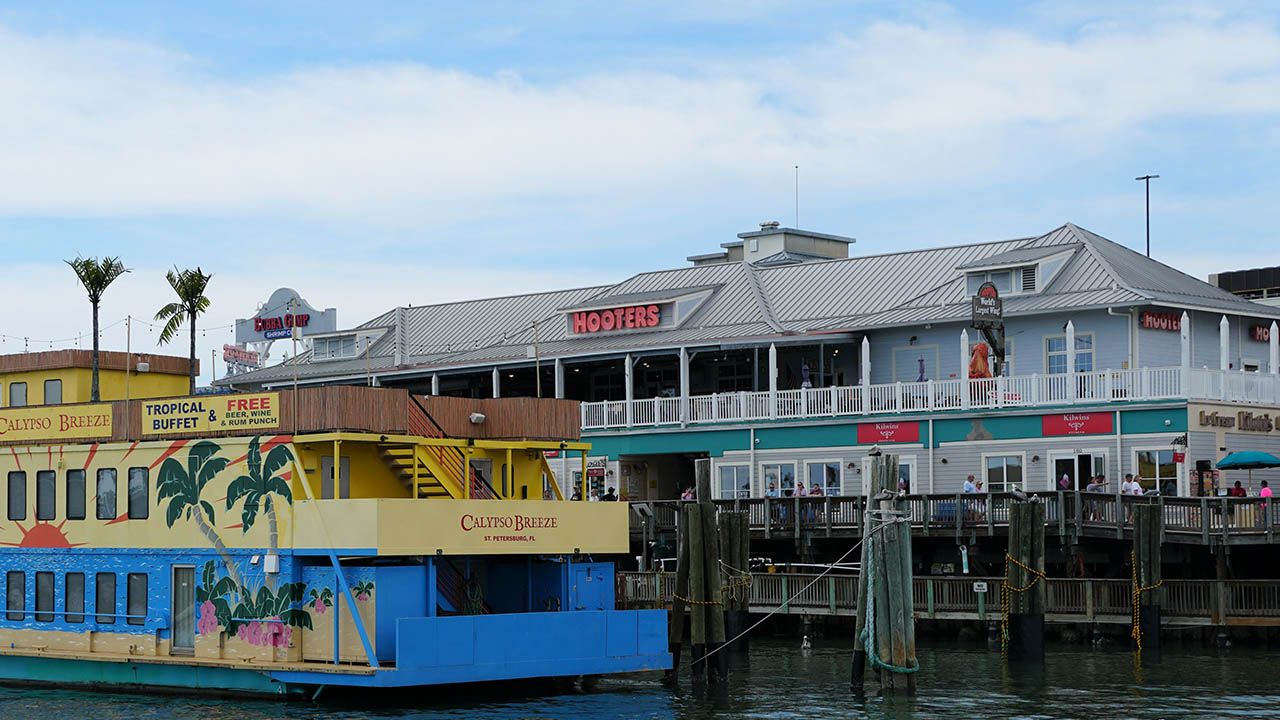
[157,439,244,593]
[226,436,293,587]
[154,266,213,394]
[65,256,129,402]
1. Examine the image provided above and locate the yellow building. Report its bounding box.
[0,350,194,407]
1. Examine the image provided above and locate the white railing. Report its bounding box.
[579,366,1280,430]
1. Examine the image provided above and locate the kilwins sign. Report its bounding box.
[235,288,338,344]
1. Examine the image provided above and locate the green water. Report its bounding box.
[0,641,1274,718]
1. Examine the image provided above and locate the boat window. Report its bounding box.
[127,573,147,626]
[128,468,149,520]
[66,470,86,520]
[43,379,62,405]
[95,573,116,624]
[6,572,24,621]
[7,472,26,522]
[65,573,85,623]
[96,469,117,520]
[9,383,26,408]
[36,470,55,521]
[35,572,53,623]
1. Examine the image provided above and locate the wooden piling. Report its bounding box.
[1005,501,1046,666]
[700,501,727,679]
[665,504,691,682]
[1132,503,1163,661]
[687,502,707,681]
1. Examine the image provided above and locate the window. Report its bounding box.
[96,468,117,520]
[761,463,796,497]
[1046,333,1094,374]
[9,382,26,407]
[717,465,750,499]
[7,472,25,521]
[127,467,148,519]
[43,379,62,405]
[860,457,918,494]
[66,470,85,520]
[95,573,116,624]
[313,335,358,360]
[966,270,1014,296]
[126,573,147,626]
[6,572,24,621]
[35,470,55,521]
[35,572,53,622]
[984,454,1024,493]
[806,461,841,496]
[65,573,85,623]
[1136,449,1178,495]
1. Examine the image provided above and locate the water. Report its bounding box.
[0,641,1275,718]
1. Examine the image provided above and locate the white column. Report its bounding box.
[768,343,778,420]
[492,367,501,398]
[678,347,690,424]
[1066,320,1077,403]
[1219,315,1230,371]
[554,358,565,399]
[1180,312,1191,369]
[624,354,634,427]
[1270,321,1279,375]
[860,337,871,388]
[960,328,970,409]
[431,373,440,396]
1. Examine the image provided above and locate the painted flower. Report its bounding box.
[314,598,327,615]
[356,592,369,602]
[197,600,218,635]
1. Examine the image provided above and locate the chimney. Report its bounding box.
[760,220,781,231]
[393,306,408,367]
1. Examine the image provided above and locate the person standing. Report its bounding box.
[963,474,978,493]
[1261,480,1272,498]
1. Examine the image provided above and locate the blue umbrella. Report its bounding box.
[1216,451,1280,470]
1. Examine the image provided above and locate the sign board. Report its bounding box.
[973,581,988,594]
[857,421,921,444]
[971,282,1003,329]
[570,304,662,334]
[222,344,261,367]
[142,393,281,436]
[1041,412,1114,436]
[235,288,337,344]
[1251,324,1272,343]
[1141,311,1182,332]
[0,405,112,442]
[1172,451,1186,463]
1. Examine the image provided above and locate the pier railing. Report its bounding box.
[618,571,1280,626]
[629,492,1277,545]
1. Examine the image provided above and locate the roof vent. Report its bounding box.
[759,220,781,231]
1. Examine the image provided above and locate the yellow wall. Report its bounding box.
[0,366,188,407]
[294,442,410,500]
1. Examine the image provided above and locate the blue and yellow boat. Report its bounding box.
[0,350,669,697]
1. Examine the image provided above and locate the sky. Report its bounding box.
[1,1,1278,384]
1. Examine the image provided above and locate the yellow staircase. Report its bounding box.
[378,443,497,500]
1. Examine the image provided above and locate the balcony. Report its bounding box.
[581,366,1280,430]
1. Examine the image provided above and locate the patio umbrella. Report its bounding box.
[1216,451,1280,491]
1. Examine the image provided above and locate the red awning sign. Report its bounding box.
[857,421,921,444]
[1041,412,1114,436]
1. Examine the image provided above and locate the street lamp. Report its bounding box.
[1135,174,1160,257]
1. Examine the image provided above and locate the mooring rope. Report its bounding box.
[1130,550,1164,659]
[859,526,920,675]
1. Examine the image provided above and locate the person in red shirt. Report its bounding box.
[1229,480,1248,497]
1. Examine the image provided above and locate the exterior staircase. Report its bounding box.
[375,396,498,500]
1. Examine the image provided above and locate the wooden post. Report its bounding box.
[664,504,691,683]
[1133,503,1163,661]
[687,503,707,682]
[1005,501,1046,667]
[700,502,727,680]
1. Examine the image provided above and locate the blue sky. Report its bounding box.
[0,1,1278,380]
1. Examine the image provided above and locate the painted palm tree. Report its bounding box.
[226,436,293,586]
[65,256,129,402]
[158,439,244,593]
[154,266,213,394]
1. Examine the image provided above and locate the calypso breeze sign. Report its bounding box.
[142,393,280,435]
[0,405,112,442]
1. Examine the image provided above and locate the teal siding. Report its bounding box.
[933,415,1043,445]
[1121,407,1187,434]
[585,429,749,459]
[0,655,290,695]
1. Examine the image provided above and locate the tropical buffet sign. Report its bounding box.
[0,404,113,442]
[142,393,280,436]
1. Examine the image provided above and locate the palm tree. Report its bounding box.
[158,439,244,594]
[65,256,129,402]
[226,436,294,587]
[155,266,213,395]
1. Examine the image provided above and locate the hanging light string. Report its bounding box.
[0,315,237,351]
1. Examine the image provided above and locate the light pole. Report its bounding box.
[1135,174,1159,257]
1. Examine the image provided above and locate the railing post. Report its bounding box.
[828,576,837,615]
[737,391,746,420]
[926,578,935,619]
[830,385,838,416]
[825,495,832,537]
[801,388,809,417]
[1104,369,1114,401]
[781,575,789,613]
[1141,367,1151,399]
[1201,498,1211,545]
[895,381,903,412]
[763,496,771,540]
[926,379,935,411]
[995,375,1006,408]
[1115,495,1124,539]
[1032,373,1041,405]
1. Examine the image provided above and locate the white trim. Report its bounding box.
[979,451,1027,493]
[860,454,918,495]
[758,461,798,498]
[803,458,844,496]
[1129,446,1179,495]
[1045,331,1095,374]
[711,461,751,500]
[1046,448,1110,492]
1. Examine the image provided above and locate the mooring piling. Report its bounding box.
[1132,503,1164,662]
[1003,499,1046,668]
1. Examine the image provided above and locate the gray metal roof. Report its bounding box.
[219,223,1280,388]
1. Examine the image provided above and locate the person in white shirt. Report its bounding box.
[963,474,978,493]
[1120,474,1135,496]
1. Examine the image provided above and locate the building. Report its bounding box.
[219,222,1280,501]
[1211,265,1280,307]
[0,350,195,407]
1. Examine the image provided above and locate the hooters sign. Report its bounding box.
[857,421,921,444]
[571,304,661,334]
[1042,412,1114,436]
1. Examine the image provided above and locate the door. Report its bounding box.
[171,566,195,655]
[1050,452,1108,491]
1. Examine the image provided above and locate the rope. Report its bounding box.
[1001,552,1047,660]
[1130,550,1164,658]
[858,526,920,675]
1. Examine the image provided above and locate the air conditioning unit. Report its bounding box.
[135,362,150,373]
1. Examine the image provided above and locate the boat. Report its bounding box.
[0,351,669,697]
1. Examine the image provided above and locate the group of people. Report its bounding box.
[569,486,619,501]
[1227,479,1272,497]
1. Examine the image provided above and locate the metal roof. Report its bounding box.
[219,223,1280,388]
